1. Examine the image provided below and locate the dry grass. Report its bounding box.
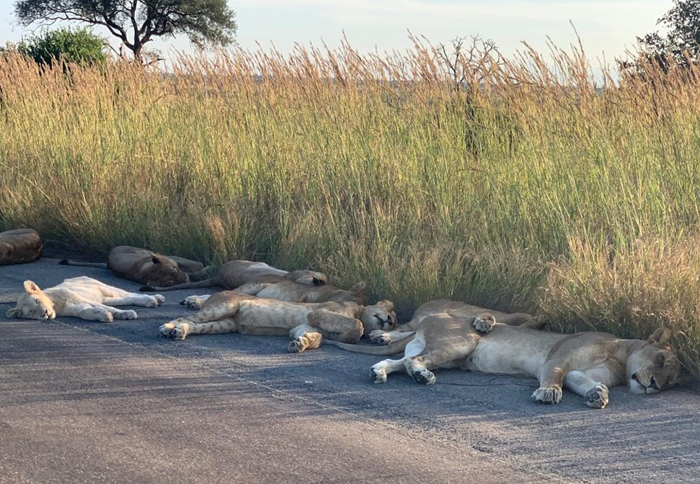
[1,38,700,378]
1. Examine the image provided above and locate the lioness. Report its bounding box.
[326,300,544,384]
[159,291,396,353]
[364,299,538,346]
[0,229,42,265]
[339,310,682,409]
[60,246,209,288]
[5,277,165,322]
[178,280,367,310]
[140,260,327,294]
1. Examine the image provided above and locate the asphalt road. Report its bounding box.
[1,258,699,483]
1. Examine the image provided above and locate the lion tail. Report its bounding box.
[323,336,412,355]
[59,259,108,269]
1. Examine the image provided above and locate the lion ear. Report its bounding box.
[378,299,394,311]
[350,282,366,295]
[648,327,672,346]
[151,255,162,265]
[23,280,41,294]
[312,277,324,286]
[5,308,19,318]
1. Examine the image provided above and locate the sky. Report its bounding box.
[0,0,674,63]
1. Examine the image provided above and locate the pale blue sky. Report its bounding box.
[0,0,674,61]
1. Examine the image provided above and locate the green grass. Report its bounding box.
[1,42,700,379]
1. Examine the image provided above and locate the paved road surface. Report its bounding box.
[1,259,699,483]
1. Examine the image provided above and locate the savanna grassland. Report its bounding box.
[1,39,700,378]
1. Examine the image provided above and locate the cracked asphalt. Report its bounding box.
[1,258,699,483]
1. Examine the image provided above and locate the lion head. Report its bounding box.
[6,281,56,320]
[145,255,190,288]
[627,327,681,394]
[360,300,397,335]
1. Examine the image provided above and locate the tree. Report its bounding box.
[624,0,700,74]
[17,27,106,66]
[14,0,237,61]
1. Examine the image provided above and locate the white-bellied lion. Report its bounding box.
[332,300,681,408]
[60,246,209,288]
[0,228,42,265]
[159,291,396,353]
[5,277,165,322]
[325,300,544,384]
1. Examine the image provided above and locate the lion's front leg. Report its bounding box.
[564,370,610,409]
[533,361,566,404]
[63,302,117,323]
[288,324,323,353]
[369,329,415,345]
[160,317,239,340]
[307,309,363,344]
[179,294,211,310]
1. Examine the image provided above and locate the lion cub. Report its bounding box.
[5,277,165,323]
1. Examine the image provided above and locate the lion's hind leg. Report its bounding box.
[160,317,239,340]
[103,294,165,308]
[288,324,324,353]
[564,370,610,409]
[370,334,426,384]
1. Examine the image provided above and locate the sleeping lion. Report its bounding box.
[5,277,165,322]
[333,302,681,408]
[159,291,396,353]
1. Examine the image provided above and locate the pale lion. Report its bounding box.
[5,277,165,323]
[140,260,329,298]
[60,246,209,288]
[159,291,396,353]
[0,228,42,265]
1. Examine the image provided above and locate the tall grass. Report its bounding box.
[1,38,700,378]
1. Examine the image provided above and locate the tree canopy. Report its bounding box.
[14,0,237,60]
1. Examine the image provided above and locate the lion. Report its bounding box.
[362,299,539,346]
[159,290,396,353]
[60,246,209,288]
[139,260,327,296]
[5,277,165,322]
[334,304,682,409]
[325,300,544,383]
[0,228,42,265]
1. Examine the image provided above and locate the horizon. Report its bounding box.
[0,1,674,64]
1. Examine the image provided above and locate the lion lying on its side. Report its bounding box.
[326,300,544,384]
[0,229,42,265]
[159,291,396,353]
[332,301,682,409]
[140,260,336,300]
[60,246,209,288]
[5,277,165,322]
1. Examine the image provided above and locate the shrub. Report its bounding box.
[17,28,106,66]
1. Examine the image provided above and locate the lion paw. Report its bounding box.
[116,310,138,320]
[411,369,436,385]
[101,312,114,323]
[370,330,391,345]
[532,385,562,404]
[153,295,165,306]
[180,296,204,310]
[159,322,188,340]
[585,384,609,409]
[473,313,496,334]
[287,338,306,353]
[370,366,387,384]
